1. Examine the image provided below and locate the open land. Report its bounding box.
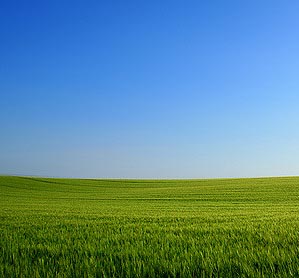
[1,176,299,277]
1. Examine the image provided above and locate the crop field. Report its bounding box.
[1,176,299,277]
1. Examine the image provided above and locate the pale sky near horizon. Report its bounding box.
[1,1,299,178]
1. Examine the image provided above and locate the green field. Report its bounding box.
[1,176,299,277]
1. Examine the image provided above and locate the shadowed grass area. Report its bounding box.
[1,176,299,277]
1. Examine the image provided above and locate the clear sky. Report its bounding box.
[1,1,299,178]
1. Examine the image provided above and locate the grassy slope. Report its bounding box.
[1,176,299,277]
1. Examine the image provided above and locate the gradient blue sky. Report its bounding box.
[1,1,299,178]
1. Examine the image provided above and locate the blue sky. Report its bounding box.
[1,1,299,178]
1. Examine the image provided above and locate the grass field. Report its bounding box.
[1,176,299,277]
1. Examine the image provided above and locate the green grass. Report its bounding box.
[1,176,299,277]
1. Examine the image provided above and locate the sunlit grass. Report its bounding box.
[1,176,299,277]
